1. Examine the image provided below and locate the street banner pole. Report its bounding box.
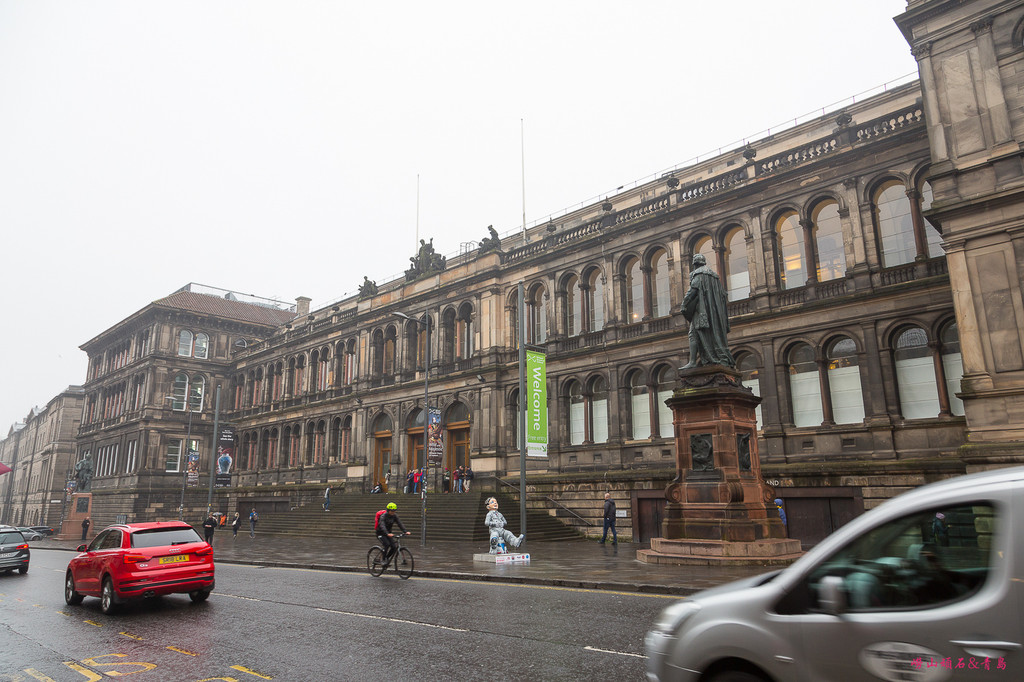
[518,282,527,536]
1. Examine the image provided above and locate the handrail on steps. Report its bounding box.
[495,477,594,527]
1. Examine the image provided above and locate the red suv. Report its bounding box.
[65,521,215,614]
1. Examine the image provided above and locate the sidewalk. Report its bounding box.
[36,534,773,597]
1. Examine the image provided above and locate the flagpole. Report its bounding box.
[521,119,527,247]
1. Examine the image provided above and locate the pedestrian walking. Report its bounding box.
[231,512,241,538]
[202,513,217,544]
[599,493,617,545]
[80,517,90,542]
[323,485,332,511]
[413,468,423,494]
[463,465,473,492]
[248,508,259,538]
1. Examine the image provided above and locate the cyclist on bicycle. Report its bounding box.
[375,502,410,566]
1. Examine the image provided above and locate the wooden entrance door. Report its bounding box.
[446,427,469,473]
[407,428,424,472]
[373,434,391,492]
[636,497,666,543]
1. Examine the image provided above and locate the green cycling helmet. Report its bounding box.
[386,502,397,510]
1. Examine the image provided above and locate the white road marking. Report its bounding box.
[315,607,468,632]
[584,645,647,659]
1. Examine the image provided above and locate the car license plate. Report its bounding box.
[158,554,188,564]
[0,552,15,559]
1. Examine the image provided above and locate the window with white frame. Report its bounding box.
[591,376,609,444]
[827,336,865,424]
[629,371,651,440]
[568,381,585,446]
[895,327,941,419]
[940,321,965,417]
[736,352,762,429]
[789,342,823,427]
[651,250,671,318]
[725,227,750,301]
[125,439,137,473]
[656,366,674,439]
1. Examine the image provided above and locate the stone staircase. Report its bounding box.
[250,490,582,543]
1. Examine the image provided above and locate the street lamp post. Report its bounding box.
[206,385,221,516]
[395,309,429,547]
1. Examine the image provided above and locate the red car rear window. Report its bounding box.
[130,528,204,549]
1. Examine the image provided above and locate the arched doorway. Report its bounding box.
[406,408,425,473]
[445,402,471,474]
[372,413,393,492]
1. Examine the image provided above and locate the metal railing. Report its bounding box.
[495,477,594,527]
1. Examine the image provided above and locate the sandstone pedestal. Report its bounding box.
[58,493,92,542]
[637,366,801,566]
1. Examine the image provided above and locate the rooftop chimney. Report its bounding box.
[296,296,311,317]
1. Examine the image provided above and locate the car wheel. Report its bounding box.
[65,572,84,605]
[100,577,118,614]
[189,589,211,603]
[708,670,768,682]
[18,565,28,575]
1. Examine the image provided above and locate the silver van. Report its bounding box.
[645,466,1023,681]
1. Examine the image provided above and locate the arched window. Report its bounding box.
[313,420,326,464]
[371,330,384,377]
[384,327,397,375]
[343,341,357,384]
[736,352,762,429]
[788,342,822,427]
[725,227,750,301]
[456,303,474,359]
[920,180,944,257]
[776,210,807,290]
[318,347,330,391]
[565,275,582,337]
[827,336,864,424]
[252,368,264,405]
[812,201,845,282]
[895,327,940,418]
[585,268,606,332]
[568,381,585,445]
[189,376,205,411]
[194,333,209,359]
[509,389,521,450]
[285,425,300,467]
[527,285,547,344]
[177,330,194,357]
[310,349,322,392]
[629,371,651,439]
[271,362,283,400]
[651,250,671,318]
[442,308,457,364]
[655,366,675,438]
[590,376,609,444]
[625,257,643,324]
[694,236,715,267]
[876,181,916,268]
[940,321,965,417]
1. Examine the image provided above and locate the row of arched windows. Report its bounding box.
[232,303,477,409]
[513,172,942,344]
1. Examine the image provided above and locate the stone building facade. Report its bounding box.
[6,0,1023,549]
[0,387,84,528]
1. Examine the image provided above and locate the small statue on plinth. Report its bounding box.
[485,497,524,554]
[680,253,735,369]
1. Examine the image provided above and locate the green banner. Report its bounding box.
[525,350,548,457]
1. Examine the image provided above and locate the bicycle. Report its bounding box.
[367,532,414,579]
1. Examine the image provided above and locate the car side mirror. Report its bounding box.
[818,575,847,615]
[76,544,88,552]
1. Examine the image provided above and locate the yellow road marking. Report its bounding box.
[24,669,58,682]
[62,663,101,681]
[120,631,143,640]
[83,620,102,627]
[231,665,273,679]
[57,611,70,616]
[167,646,197,656]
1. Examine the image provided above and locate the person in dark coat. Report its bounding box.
[80,517,90,542]
[599,493,617,545]
[202,514,217,543]
[231,512,241,538]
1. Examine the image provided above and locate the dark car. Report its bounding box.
[64,521,215,614]
[29,526,56,537]
[0,527,30,575]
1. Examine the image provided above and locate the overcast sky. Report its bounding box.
[0,1,916,432]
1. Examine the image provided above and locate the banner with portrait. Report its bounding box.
[216,425,235,487]
[427,407,443,465]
